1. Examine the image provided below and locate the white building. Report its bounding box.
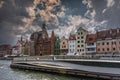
[68,34,76,55]
[12,46,19,55]
[76,27,88,55]
[86,34,96,55]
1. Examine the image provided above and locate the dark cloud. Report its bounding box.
[0,0,120,45]
[0,0,34,45]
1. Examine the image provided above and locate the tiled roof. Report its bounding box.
[86,34,96,43]
[97,28,120,40]
[69,34,76,40]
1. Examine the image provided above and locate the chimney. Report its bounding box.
[110,29,112,34]
[21,36,23,41]
[117,28,119,33]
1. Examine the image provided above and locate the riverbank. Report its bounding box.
[10,61,120,80]
[1,60,93,80]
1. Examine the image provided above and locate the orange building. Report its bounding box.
[60,36,68,55]
[96,28,120,53]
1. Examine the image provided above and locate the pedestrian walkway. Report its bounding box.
[29,61,120,75]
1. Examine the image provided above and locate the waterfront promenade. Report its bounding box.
[10,55,120,80]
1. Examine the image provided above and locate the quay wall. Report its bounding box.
[12,55,120,68]
[10,63,120,80]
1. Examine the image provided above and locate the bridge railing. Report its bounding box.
[12,54,120,63]
[12,55,101,63]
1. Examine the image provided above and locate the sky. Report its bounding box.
[0,0,120,45]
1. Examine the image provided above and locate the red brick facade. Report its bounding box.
[30,24,55,56]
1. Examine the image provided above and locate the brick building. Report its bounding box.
[30,24,55,56]
[0,44,12,57]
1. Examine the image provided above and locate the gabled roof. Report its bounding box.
[86,34,96,43]
[61,36,68,41]
[77,27,88,32]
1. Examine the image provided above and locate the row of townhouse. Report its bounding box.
[60,27,87,55]
[60,27,120,55]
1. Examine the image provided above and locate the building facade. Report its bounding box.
[96,28,120,53]
[12,46,19,56]
[30,24,55,56]
[23,40,31,55]
[60,36,68,55]
[68,34,76,55]
[54,36,60,55]
[76,27,88,55]
[86,34,96,55]
[0,44,12,57]
[29,40,35,56]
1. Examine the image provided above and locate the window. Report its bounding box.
[112,42,116,45]
[102,48,104,51]
[78,32,80,35]
[113,48,116,51]
[63,42,65,44]
[81,45,84,47]
[77,49,79,52]
[81,36,84,39]
[80,49,81,52]
[107,48,109,51]
[88,48,95,51]
[82,49,84,51]
[78,45,80,47]
[78,41,80,43]
[88,43,94,46]
[97,43,100,46]
[64,46,66,48]
[77,37,80,39]
[81,40,84,43]
[114,42,116,45]
[73,49,74,52]
[102,42,104,45]
[107,42,109,45]
[81,32,83,35]
[98,48,100,51]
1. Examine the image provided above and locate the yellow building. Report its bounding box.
[76,27,88,55]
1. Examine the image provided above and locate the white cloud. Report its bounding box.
[33,0,61,26]
[0,1,4,8]
[91,10,96,18]
[107,0,115,8]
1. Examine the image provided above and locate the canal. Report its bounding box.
[0,60,103,80]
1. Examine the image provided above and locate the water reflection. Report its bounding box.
[0,60,100,80]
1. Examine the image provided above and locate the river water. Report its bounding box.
[0,60,101,80]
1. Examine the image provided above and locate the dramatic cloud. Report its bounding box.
[83,0,120,29]
[0,0,120,45]
[0,0,64,45]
